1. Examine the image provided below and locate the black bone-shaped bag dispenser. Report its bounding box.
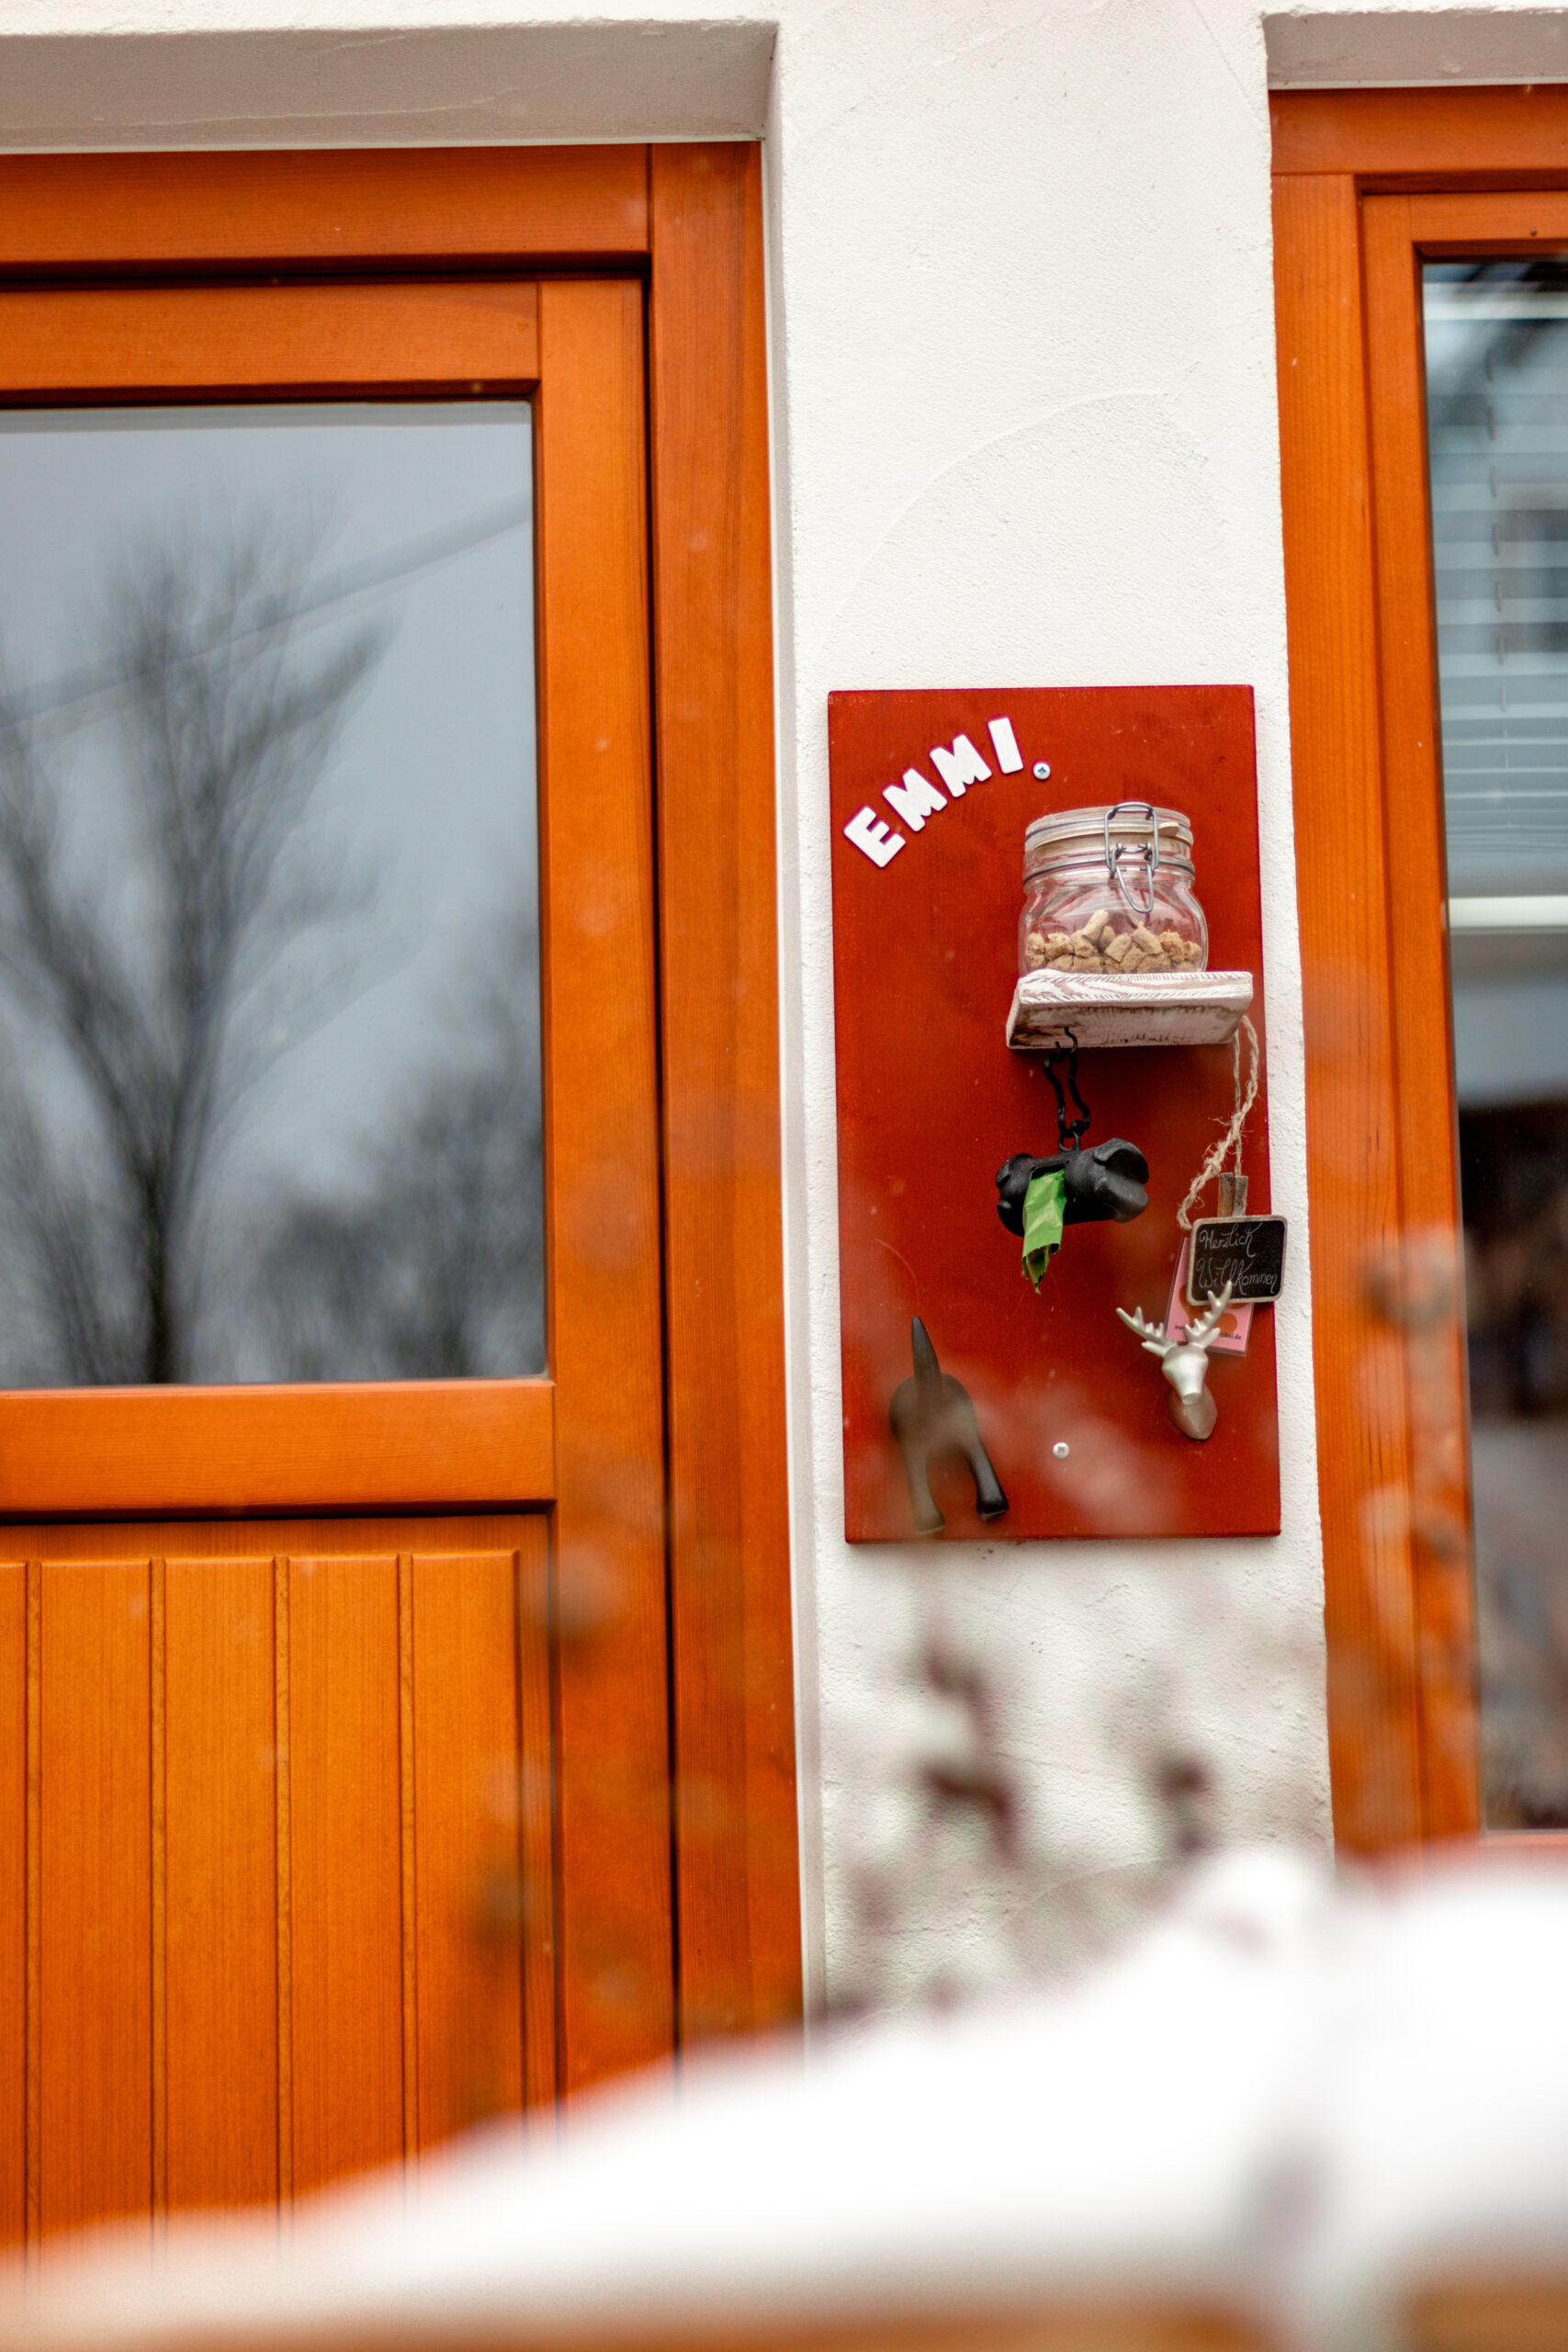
[993,1025,1149,1294]
[996,1137,1150,1231]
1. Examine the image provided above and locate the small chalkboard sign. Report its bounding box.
[1187,1215,1287,1306]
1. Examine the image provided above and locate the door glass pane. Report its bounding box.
[1426,264,1568,1825]
[0,405,541,1385]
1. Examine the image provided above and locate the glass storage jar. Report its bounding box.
[1019,801,1208,978]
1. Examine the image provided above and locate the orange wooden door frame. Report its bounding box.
[1271,88,1568,1851]
[0,148,800,2105]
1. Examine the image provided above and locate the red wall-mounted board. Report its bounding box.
[829,685,1279,1543]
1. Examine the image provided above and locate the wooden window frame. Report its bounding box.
[1271,88,1568,1853]
[0,145,800,2073]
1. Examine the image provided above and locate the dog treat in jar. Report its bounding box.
[1018,801,1209,977]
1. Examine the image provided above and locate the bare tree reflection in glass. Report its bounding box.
[0,471,543,1389]
[248,907,543,1381]
[0,519,387,1385]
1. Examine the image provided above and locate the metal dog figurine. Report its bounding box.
[889,1317,1008,1536]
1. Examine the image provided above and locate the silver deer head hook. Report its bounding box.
[1114,1283,1235,1442]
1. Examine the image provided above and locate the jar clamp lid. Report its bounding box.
[1022,800,1195,922]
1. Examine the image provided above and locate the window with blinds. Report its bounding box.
[1424,261,1568,1830]
[1427,266,1568,910]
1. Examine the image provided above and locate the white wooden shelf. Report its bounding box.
[1006,968,1254,1052]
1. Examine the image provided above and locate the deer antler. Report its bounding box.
[1117,1283,1234,1446]
[1182,1283,1235,1351]
[1114,1303,1170,1359]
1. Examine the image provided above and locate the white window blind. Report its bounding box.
[1426,266,1568,905]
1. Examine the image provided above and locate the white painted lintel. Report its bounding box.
[0,19,776,152]
[1267,7,1568,91]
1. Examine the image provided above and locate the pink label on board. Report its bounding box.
[1165,1236,1252,1356]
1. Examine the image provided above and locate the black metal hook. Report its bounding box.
[998,1033,1148,1238]
[1042,1034,1091,1152]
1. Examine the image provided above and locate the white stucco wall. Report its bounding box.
[768,0,1328,2010]
[2,0,1559,2014]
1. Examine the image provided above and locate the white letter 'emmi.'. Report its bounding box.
[883,767,946,831]
[842,715,1025,865]
[842,806,904,868]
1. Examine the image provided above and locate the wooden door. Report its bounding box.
[0,269,671,2246]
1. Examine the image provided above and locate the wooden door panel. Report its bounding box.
[165,1557,279,2212]
[411,1552,527,2150]
[39,1561,152,2244]
[0,1516,549,2255]
[0,1563,24,2245]
[289,1552,405,2199]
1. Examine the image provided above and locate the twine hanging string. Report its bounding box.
[1176,1013,1260,1233]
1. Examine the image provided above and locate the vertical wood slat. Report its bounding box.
[1271,166,1427,1851]
[0,1561,24,2247]
[38,1561,152,2244]
[518,1542,556,2112]
[648,146,802,2045]
[274,1555,293,2214]
[1361,198,1461,1239]
[150,1559,166,2231]
[164,1557,279,2211]
[536,277,672,2095]
[398,1555,419,2163]
[411,1545,534,2147]
[23,1562,39,2255]
[288,1553,404,2198]
[1359,194,1481,1840]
